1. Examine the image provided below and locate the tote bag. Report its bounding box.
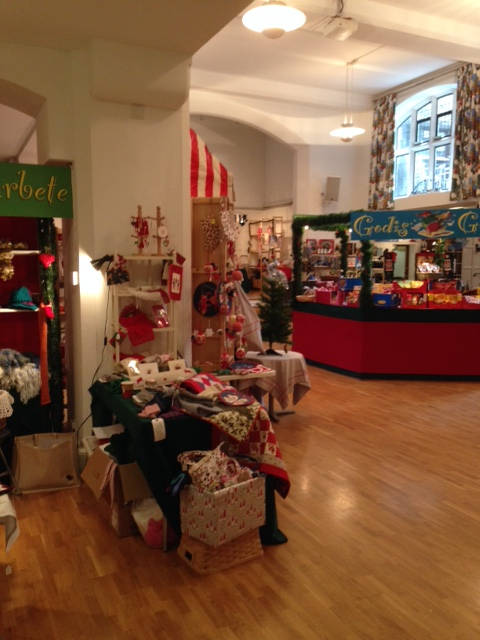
[12,432,80,493]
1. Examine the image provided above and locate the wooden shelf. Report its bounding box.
[12,250,40,256]
[0,308,38,313]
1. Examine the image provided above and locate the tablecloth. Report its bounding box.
[90,381,288,544]
[242,350,311,410]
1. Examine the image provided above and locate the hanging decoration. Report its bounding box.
[193,281,218,317]
[200,217,221,252]
[167,263,183,301]
[39,253,55,269]
[131,205,170,255]
[220,200,240,242]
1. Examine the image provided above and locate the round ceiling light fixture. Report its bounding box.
[242,1,306,39]
[330,60,365,143]
[330,123,366,143]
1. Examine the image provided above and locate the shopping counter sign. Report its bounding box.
[0,162,73,218]
[350,208,480,241]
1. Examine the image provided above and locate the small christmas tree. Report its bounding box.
[258,276,292,355]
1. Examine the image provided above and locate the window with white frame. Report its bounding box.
[394,87,456,199]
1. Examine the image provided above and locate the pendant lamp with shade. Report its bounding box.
[330,60,365,143]
[242,1,306,39]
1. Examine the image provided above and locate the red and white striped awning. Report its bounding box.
[190,128,234,200]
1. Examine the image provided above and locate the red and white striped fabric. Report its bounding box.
[190,128,234,200]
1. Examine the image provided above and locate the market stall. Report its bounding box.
[292,207,480,378]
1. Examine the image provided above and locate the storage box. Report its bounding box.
[372,293,400,308]
[177,529,263,574]
[81,446,152,537]
[180,476,265,547]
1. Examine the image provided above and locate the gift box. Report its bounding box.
[180,476,265,547]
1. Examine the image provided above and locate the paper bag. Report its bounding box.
[12,432,80,493]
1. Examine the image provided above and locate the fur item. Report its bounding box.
[0,349,42,404]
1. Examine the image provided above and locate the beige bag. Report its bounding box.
[12,432,80,493]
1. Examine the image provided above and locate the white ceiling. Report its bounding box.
[190,0,480,143]
[2,0,480,154]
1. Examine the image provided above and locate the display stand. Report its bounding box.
[191,197,234,371]
[111,255,177,362]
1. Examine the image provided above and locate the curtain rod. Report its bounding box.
[374,62,462,101]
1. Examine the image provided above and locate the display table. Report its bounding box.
[89,380,289,544]
[241,351,311,417]
[293,302,480,378]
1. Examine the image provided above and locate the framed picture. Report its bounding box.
[305,238,317,250]
[168,263,183,301]
[317,239,335,255]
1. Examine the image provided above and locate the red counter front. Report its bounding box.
[293,303,480,378]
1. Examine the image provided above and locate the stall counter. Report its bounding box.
[293,302,480,378]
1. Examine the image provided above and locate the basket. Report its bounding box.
[177,529,263,574]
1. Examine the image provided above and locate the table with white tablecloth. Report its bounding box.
[240,351,311,418]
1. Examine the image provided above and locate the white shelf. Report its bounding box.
[12,250,40,256]
[124,254,172,262]
[0,308,38,313]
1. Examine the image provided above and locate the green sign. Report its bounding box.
[350,208,480,241]
[0,162,73,218]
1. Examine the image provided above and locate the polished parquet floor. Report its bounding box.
[3,366,480,639]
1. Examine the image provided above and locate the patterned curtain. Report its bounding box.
[368,94,396,210]
[451,63,480,201]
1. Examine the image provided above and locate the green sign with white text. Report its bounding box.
[0,162,73,218]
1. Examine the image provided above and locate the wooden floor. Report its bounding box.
[3,366,480,639]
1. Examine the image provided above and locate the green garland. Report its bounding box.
[335,228,348,276]
[359,239,374,310]
[38,218,63,432]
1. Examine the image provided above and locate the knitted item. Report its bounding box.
[0,390,14,419]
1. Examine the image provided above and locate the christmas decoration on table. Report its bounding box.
[257,273,292,355]
[106,254,130,285]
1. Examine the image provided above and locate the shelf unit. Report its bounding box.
[111,255,177,362]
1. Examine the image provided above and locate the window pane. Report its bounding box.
[396,117,411,150]
[436,112,452,137]
[437,94,453,114]
[394,155,409,197]
[416,119,431,143]
[417,102,432,120]
[434,144,451,191]
[413,149,431,193]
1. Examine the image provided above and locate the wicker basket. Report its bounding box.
[177,529,263,574]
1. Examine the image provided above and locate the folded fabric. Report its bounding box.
[119,304,155,346]
[180,372,228,399]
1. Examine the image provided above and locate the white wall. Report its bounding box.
[190,115,293,209]
[294,144,370,215]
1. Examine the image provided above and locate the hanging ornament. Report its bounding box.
[221,202,240,242]
[39,253,56,269]
[200,218,221,252]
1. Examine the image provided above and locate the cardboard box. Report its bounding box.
[180,476,265,547]
[81,446,152,537]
